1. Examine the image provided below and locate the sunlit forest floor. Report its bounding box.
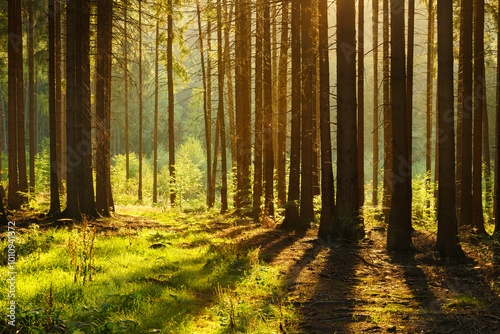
[1,206,500,333]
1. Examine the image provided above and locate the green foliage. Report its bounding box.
[67,221,97,285]
[411,173,437,229]
[0,210,296,333]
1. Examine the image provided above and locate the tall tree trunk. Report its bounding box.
[55,0,63,189]
[253,0,263,218]
[263,0,274,217]
[387,0,412,251]
[407,0,415,218]
[300,0,314,223]
[382,0,392,223]
[16,0,28,205]
[473,0,487,234]
[153,9,159,204]
[168,0,176,205]
[277,0,289,209]
[495,0,500,235]
[196,0,212,208]
[65,0,81,219]
[372,0,379,206]
[357,0,365,210]
[217,0,228,213]
[124,3,130,180]
[81,0,98,217]
[282,0,301,228]
[483,96,492,215]
[426,0,435,208]
[331,0,363,240]
[235,0,252,211]
[317,0,335,240]
[28,0,35,192]
[311,1,320,198]
[207,2,215,207]
[435,0,464,258]
[95,0,114,216]
[223,0,236,183]
[138,0,143,202]
[48,0,60,214]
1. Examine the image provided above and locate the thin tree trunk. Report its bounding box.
[473,0,487,234]
[96,0,115,216]
[495,0,500,235]
[55,0,62,189]
[153,9,159,204]
[207,2,215,207]
[277,0,289,209]
[253,0,263,218]
[372,0,379,206]
[28,0,35,192]
[235,0,252,211]
[458,0,473,228]
[332,0,363,240]
[65,0,81,219]
[300,0,314,223]
[16,0,28,205]
[387,0,412,251]
[282,0,301,228]
[263,0,274,217]
[407,0,415,219]
[483,95,492,215]
[357,0,365,209]
[435,0,464,258]
[124,3,129,180]
[168,0,176,205]
[138,0,143,202]
[426,0,434,208]
[217,0,228,212]
[48,0,60,214]
[317,0,335,240]
[383,0,392,223]
[196,0,212,208]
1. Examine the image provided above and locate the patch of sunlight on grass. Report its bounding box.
[1,208,295,333]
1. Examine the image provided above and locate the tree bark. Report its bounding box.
[357,0,365,210]
[331,0,363,241]
[96,0,114,216]
[253,0,263,218]
[28,0,35,192]
[196,0,212,208]
[317,0,335,240]
[153,8,159,204]
[387,0,412,251]
[217,0,228,213]
[48,0,60,214]
[138,0,143,202]
[235,0,252,211]
[495,0,500,235]
[263,0,274,217]
[382,0,392,223]
[282,0,301,229]
[277,0,289,209]
[372,0,379,206]
[300,0,314,223]
[426,0,435,209]
[435,0,465,258]
[472,0,487,234]
[168,0,176,205]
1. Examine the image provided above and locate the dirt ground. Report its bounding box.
[3,211,500,334]
[243,225,500,334]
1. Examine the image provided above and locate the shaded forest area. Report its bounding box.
[1,0,500,332]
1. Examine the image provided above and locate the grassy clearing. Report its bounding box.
[0,207,297,333]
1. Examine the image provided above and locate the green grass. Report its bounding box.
[0,208,297,333]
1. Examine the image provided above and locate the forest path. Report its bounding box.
[243,225,500,333]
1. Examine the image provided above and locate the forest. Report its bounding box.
[1,0,500,332]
